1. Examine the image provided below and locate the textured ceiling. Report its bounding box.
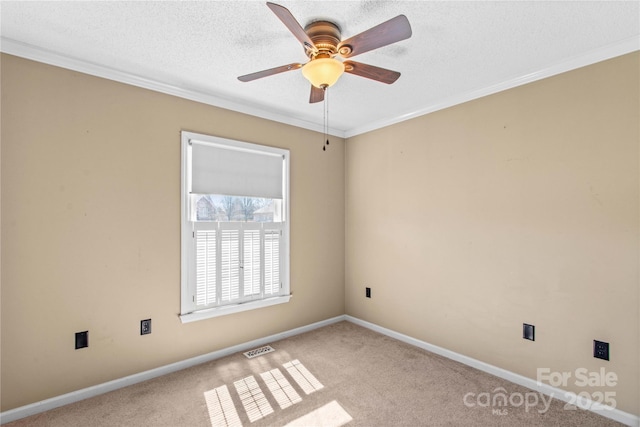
[1,1,639,137]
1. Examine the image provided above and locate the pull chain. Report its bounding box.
[323,87,330,151]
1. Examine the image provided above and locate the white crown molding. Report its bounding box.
[1,36,638,139]
[0,37,346,139]
[344,35,640,138]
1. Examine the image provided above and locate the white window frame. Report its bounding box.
[180,131,290,323]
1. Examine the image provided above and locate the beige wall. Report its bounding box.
[2,50,639,417]
[0,54,345,411]
[346,52,639,414]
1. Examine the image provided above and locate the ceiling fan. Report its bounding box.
[238,2,412,103]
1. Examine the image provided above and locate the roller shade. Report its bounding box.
[191,140,284,199]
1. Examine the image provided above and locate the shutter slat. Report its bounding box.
[221,230,240,302]
[264,230,280,295]
[243,230,261,297]
[195,230,217,306]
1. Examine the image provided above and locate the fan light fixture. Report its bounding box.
[301,58,345,88]
[238,3,412,150]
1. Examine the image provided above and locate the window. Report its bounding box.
[180,131,290,323]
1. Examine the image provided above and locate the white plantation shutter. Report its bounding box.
[192,224,283,309]
[195,230,217,306]
[221,229,240,302]
[243,229,261,297]
[264,229,280,295]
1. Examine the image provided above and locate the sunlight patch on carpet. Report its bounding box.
[204,359,326,426]
[283,359,324,394]
[234,375,274,422]
[260,368,302,409]
[284,400,353,427]
[204,385,242,427]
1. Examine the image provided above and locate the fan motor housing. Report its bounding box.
[304,21,342,58]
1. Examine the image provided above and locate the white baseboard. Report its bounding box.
[0,315,346,425]
[3,314,637,426]
[345,315,639,427]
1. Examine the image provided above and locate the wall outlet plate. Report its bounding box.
[523,323,535,341]
[75,331,88,349]
[594,340,609,361]
[141,319,152,335]
[366,287,371,298]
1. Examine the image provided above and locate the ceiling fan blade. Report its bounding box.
[309,85,325,103]
[267,2,317,54]
[338,15,412,58]
[343,61,401,84]
[238,63,302,82]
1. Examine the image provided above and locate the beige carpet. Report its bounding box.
[4,321,623,426]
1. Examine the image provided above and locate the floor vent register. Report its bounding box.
[243,345,275,359]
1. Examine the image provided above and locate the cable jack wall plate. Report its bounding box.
[75,331,88,349]
[523,324,535,341]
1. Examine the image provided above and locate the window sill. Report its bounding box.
[179,294,291,323]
